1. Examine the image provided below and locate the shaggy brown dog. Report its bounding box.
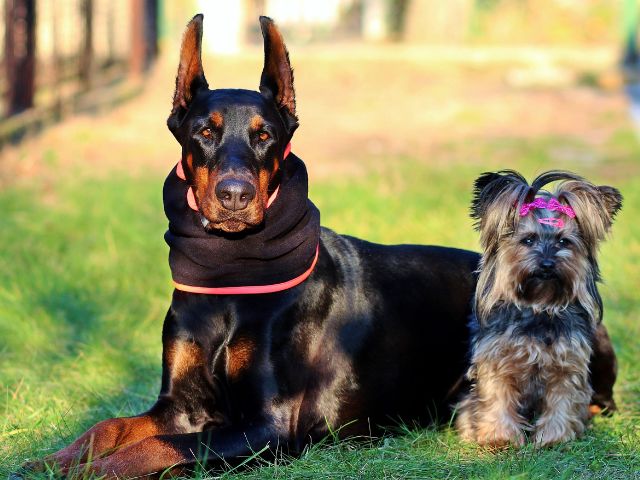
[456,170,621,447]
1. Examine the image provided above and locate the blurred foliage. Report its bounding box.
[467,0,621,44]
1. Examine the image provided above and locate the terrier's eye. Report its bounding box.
[521,236,536,246]
[258,131,270,142]
[201,128,213,139]
[558,238,571,247]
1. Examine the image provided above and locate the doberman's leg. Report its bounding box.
[72,305,293,479]
[38,406,170,471]
[589,323,618,415]
[31,336,215,472]
[72,421,280,479]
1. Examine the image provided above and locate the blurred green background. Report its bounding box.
[1,1,638,478]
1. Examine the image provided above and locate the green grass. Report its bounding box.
[1,135,639,478]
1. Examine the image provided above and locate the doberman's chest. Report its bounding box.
[168,276,364,442]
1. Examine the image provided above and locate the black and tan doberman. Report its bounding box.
[25,15,617,478]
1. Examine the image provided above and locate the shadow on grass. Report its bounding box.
[184,420,639,480]
[0,175,168,473]
[2,158,639,478]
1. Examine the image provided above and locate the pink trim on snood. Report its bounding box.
[266,186,280,208]
[171,143,318,295]
[173,244,319,295]
[176,143,292,212]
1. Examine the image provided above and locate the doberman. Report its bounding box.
[26,15,617,478]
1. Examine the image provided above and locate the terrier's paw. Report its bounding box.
[454,400,477,442]
[533,422,581,447]
[475,422,526,448]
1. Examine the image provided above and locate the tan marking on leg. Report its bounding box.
[588,405,603,417]
[165,339,206,381]
[226,337,256,380]
[77,436,189,480]
[45,415,161,470]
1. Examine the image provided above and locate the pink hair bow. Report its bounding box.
[519,197,547,216]
[537,217,565,228]
[519,197,576,228]
[519,197,576,218]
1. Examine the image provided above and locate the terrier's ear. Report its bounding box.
[168,14,208,133]
[597,185,623,223]
[470,172,506,222]
[470,170,532,252]
[557,181,622,244]
[259,16,298,135]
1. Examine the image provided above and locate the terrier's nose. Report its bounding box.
[540,259,556,270]
[215,179,256,211]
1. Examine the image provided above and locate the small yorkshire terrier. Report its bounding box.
[456,170,622,447]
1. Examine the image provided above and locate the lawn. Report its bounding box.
[1,51,639,479]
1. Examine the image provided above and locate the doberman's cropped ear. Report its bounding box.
[168,14,208,132]
[259,16,298,134]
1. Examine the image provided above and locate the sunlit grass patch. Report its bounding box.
[1,135,639,477]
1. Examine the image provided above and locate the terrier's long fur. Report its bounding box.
[456,170,622,447]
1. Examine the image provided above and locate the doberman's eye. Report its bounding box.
[258,131,270,142]
[201,128,212,139]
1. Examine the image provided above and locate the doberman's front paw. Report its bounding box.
[18,453,85,478]
[14,459,53,479]
[589,397,617,417]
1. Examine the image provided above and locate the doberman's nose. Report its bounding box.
[540,258,556,270]
[215,179,256,211]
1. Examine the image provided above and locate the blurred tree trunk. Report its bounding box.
[622,0,639,68]
[388,0,409,41]
[79,0,93,89]
[4,0,36,115]
[130,0,158,75]
[51,0,62,119]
